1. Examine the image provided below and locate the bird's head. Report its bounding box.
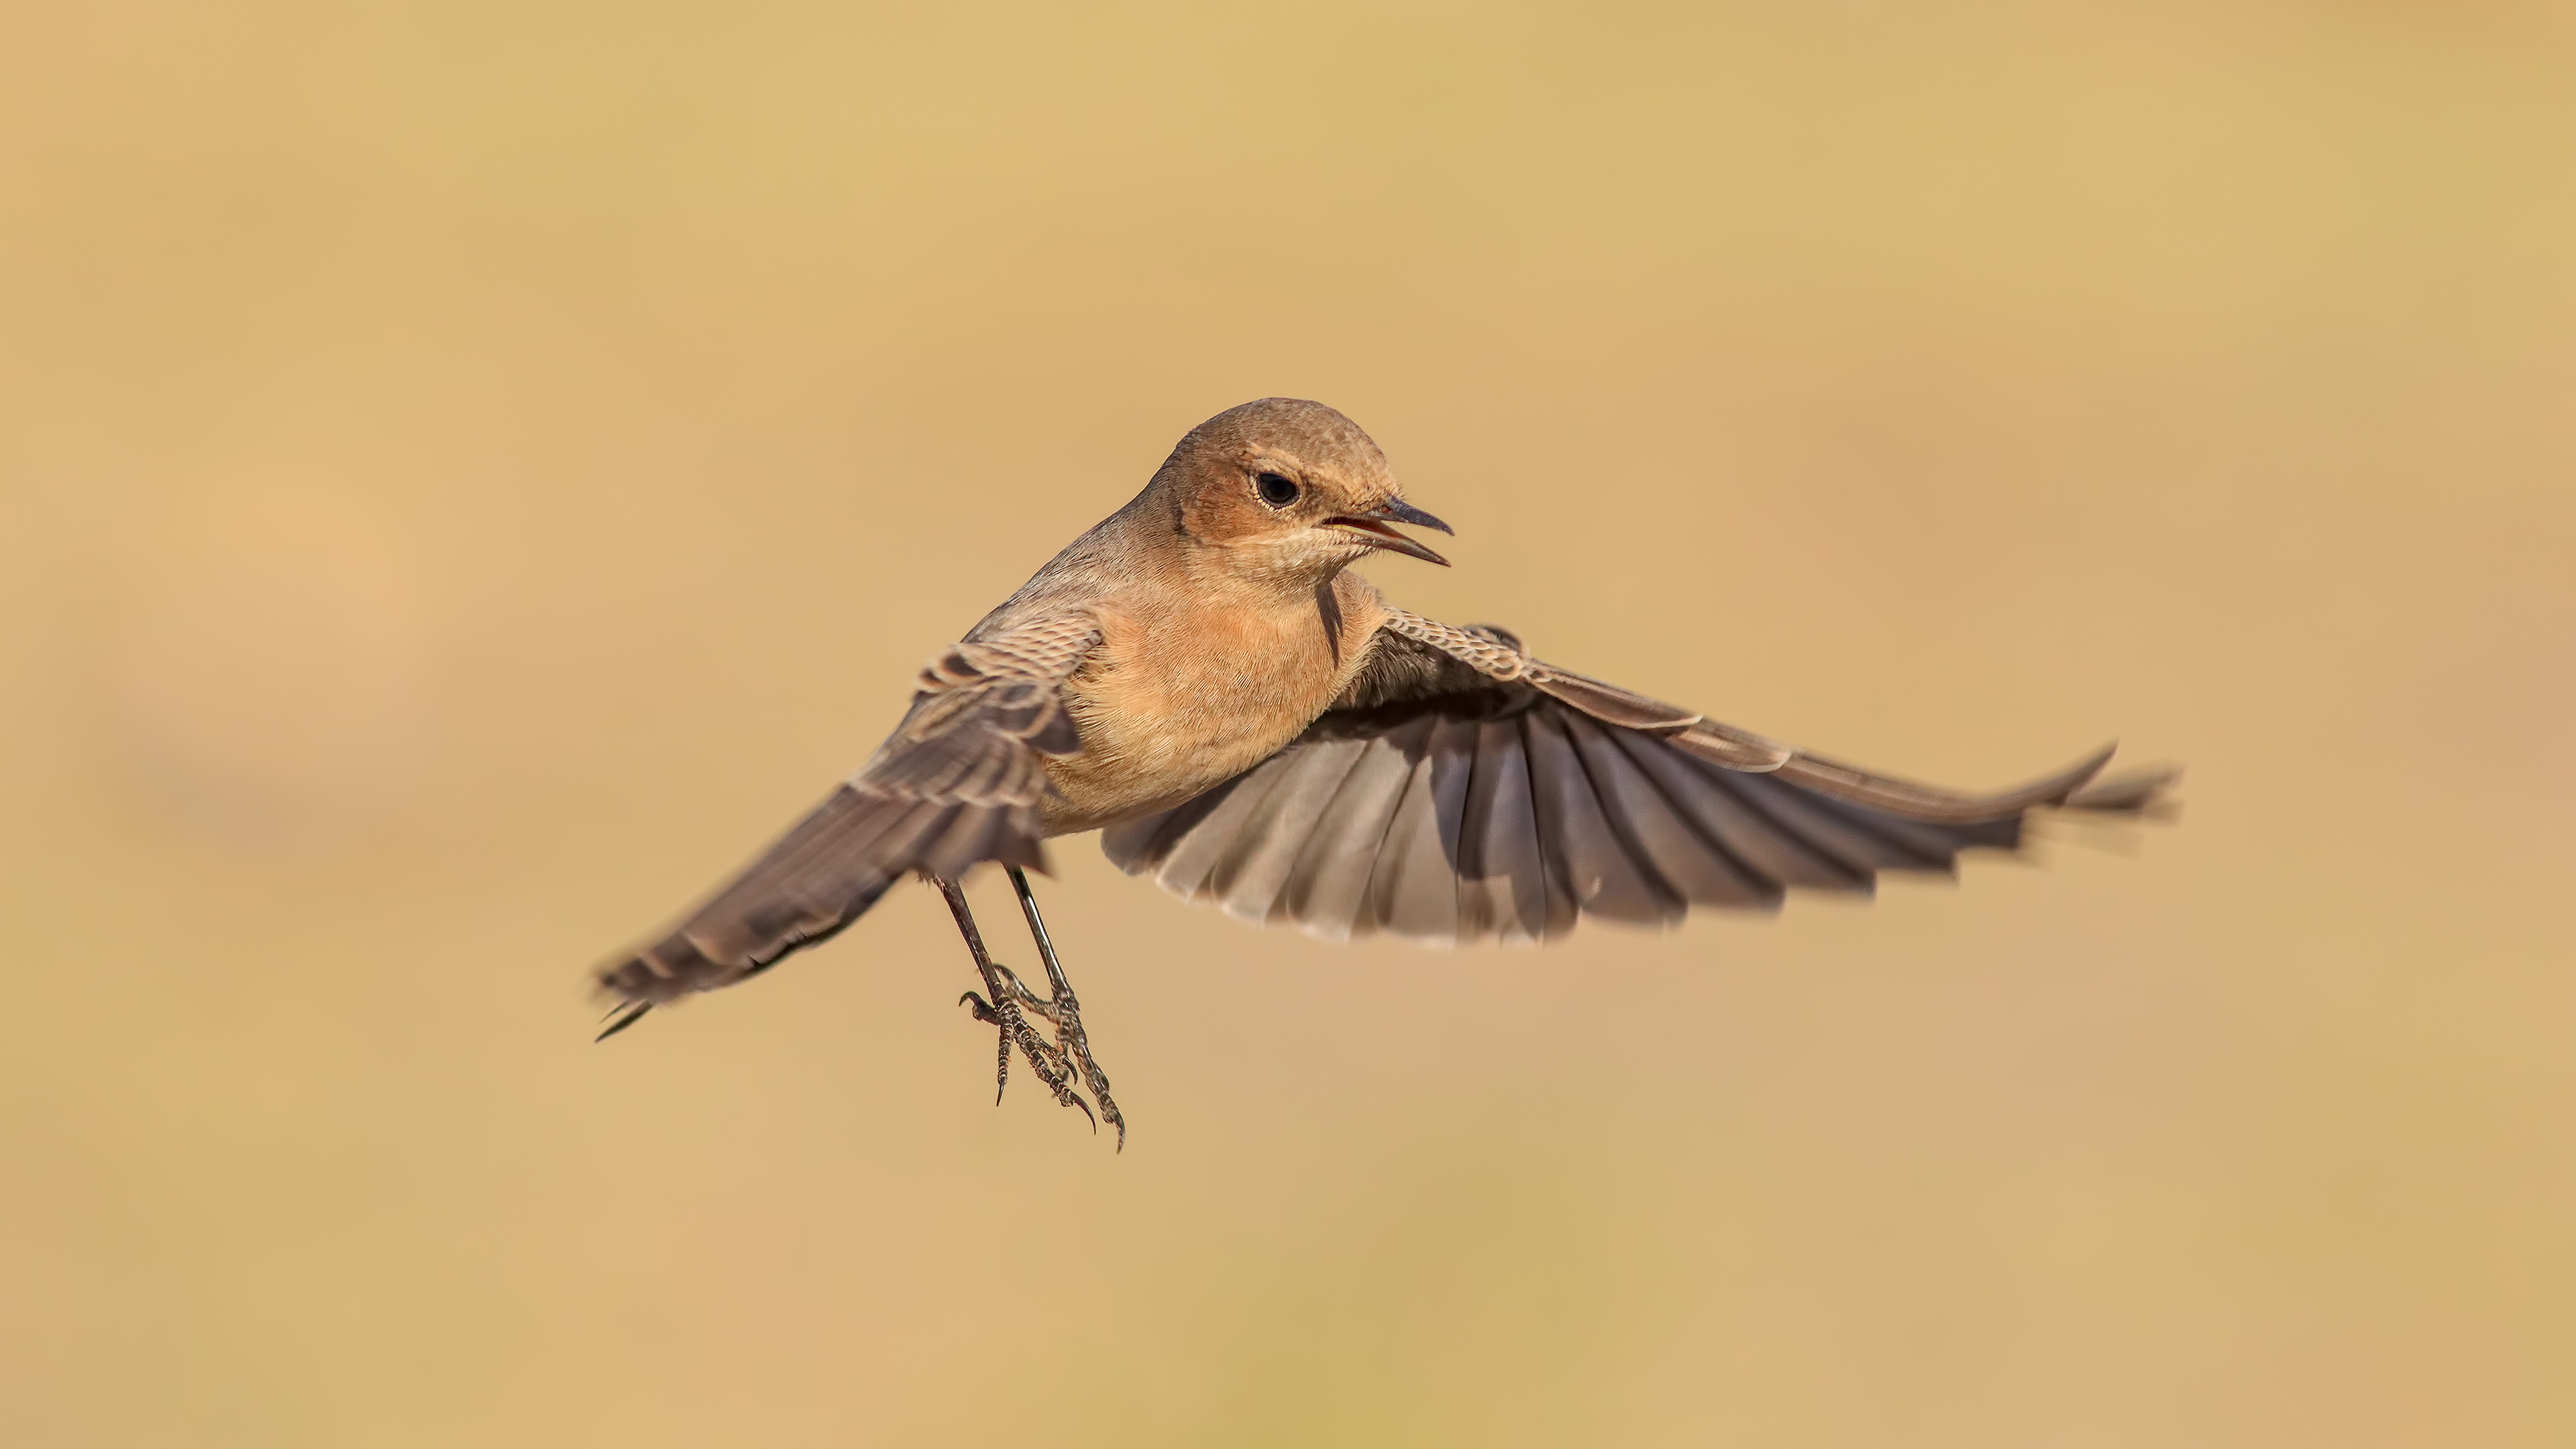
[1153,398,1451,589]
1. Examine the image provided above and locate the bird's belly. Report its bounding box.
[1042,621,1351,834]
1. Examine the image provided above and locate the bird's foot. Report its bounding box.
[971,962,1124,1150]
[933,870,1123,1148]
[957,974,1095,1132]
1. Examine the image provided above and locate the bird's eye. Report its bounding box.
[1254,472,1301,508]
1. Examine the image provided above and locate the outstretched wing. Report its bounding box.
[600,615,1101,1004]
[1102,609,2174,945]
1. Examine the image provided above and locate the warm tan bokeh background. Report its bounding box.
[4,2,2573,1444]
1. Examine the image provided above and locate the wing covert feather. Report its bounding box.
[600,616,1100,1004]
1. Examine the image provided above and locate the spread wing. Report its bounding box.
[599,615,1100,1006]
[1102,608,2175,945]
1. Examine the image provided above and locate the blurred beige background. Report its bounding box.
[4,2,2573,1445]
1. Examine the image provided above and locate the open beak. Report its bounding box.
[1322,497,1454,567]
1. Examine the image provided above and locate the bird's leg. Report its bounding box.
[934,874,1095,1131]
[1006,866,1125,1150]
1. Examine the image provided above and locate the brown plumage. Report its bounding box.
[596,398,2176,1140]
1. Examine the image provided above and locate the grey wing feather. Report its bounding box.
[1526,707,1677,926]
[1104,616,2176,946]
[1209,735,1373,924]
[601,619,1100,1004]
[1363,715,1475,941]
[1464,715,1571,942]
[1283,714,1436,941]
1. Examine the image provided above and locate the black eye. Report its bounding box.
[1254,472,1301,508]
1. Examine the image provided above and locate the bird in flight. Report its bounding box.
[596,398,2174,1146]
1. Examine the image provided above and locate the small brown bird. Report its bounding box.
[597,398,2174,1144]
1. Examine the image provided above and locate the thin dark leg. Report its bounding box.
[936,874,1094,1130]
[1006,867,1124,1149]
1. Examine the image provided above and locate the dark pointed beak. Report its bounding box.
[1322,497,1454,566]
